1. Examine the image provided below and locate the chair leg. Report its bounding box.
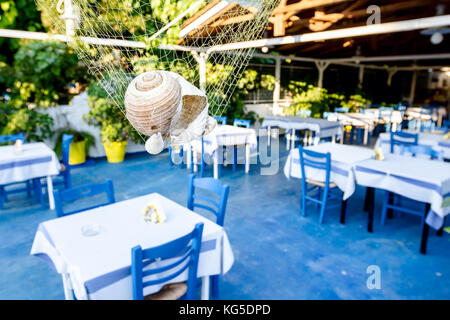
[232,146,237,172]
[420,204,431,254]
[26,180,32,198]
[179,148,184,168]
[168,147,173,166]
[211,275,219,300]
[301,184,307,217]
[33,178,45,208]
[349,128,354,144]
[319,187,328,224]
[437,217,445,236]
[340,199,347,224]
[381,191,389,225]
[0,186,4,209]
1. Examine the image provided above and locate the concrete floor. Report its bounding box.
[0,138,449,300]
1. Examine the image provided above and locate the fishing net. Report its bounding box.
[37,0,279,144]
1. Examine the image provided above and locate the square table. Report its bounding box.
[0,142,60,209]
[189,125,258,179]
[30,193,234,300]
[261,116,343,149]
[354,155,450,253]
[284,143,375,201]
[375,131,450,159]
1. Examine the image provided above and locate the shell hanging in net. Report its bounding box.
[124,71,182,137]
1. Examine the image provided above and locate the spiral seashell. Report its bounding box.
[145,133,165,155]
[124,71,182,137]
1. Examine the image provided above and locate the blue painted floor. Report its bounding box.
[0,139,449,300]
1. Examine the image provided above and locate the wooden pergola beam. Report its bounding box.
[272,0,354,15]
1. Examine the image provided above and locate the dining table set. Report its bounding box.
[284,139,450,255]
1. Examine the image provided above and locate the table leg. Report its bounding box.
[340,199,347,224]
[193,151,198,173]
[47,176,55,210]
[62,273,74,300]
[267,126,271,148]
[201,276,210,300]
[245,143,250,174]
[331,135,336,144]
[313,135,320,146]
[213,152,219,179]
[387,192,394,219]
[291,130,296,150]
[364,126,369,145]
[420,204,431,255]
[367,187,375,233]
[187,145,192,171]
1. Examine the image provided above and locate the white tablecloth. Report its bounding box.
[30,193,234,300]
[354,155,450,229]
[261,116,343,139]
[191,125,258,155]
[284,143,375,200]
[406,106,447,122]
[375,132,450,159]
[0,142,60,185]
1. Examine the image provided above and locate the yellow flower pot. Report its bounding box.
[103,141,127,163]
[69,140,86,165]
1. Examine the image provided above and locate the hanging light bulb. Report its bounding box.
[431,32,444,45]
[261,46,269,53]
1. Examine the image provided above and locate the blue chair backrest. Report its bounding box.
[335,107,349,113]
[395,104,407,112]
[297,110,312,117]
[187,174,230,227]
[298,146,331,186]
[400,145,443,161]
[0,133,25,144]
[233,118,251,128]
[131,223,204,300]
[323,112,338,121]
[53,180,115,217]
[213,116,227,125]
[419,106,433,115]
[390,131,418,153]
[62,134,74,167]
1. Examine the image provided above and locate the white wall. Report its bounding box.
[40,92,145,157]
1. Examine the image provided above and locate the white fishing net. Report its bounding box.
[37,0,279,144]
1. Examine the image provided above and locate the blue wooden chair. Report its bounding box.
[390,131,418,154]
[0,133,35,209]
[335,107,349,113]
[131,223,204,300]
[233,118,250,128]
[53,180,115,217]
[298,146,345,224]
[297,110,312,117]
[187,174,229,299]
[213,116,227,125]
[400,145,443,161]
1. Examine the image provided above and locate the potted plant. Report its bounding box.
[85,80,143,163]
[54,129,94,165]
[101,123,128,163]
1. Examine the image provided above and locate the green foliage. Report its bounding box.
[53,129,95,157]
[284,81,372,117]
[0,101,53,141]
[85,81,141,144]
[12,41,87,107]
[341,94,372,112]
[286,81,328,117]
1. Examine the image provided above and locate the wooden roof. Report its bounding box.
[179,0,450,64]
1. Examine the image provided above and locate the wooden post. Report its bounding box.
[409,69,418,105]
[315,61,330,88]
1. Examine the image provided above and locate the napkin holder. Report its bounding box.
[14,139,23,154]
[142,200,166,224]
[374,147,384,161]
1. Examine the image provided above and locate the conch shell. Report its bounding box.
[124,70,216,154]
